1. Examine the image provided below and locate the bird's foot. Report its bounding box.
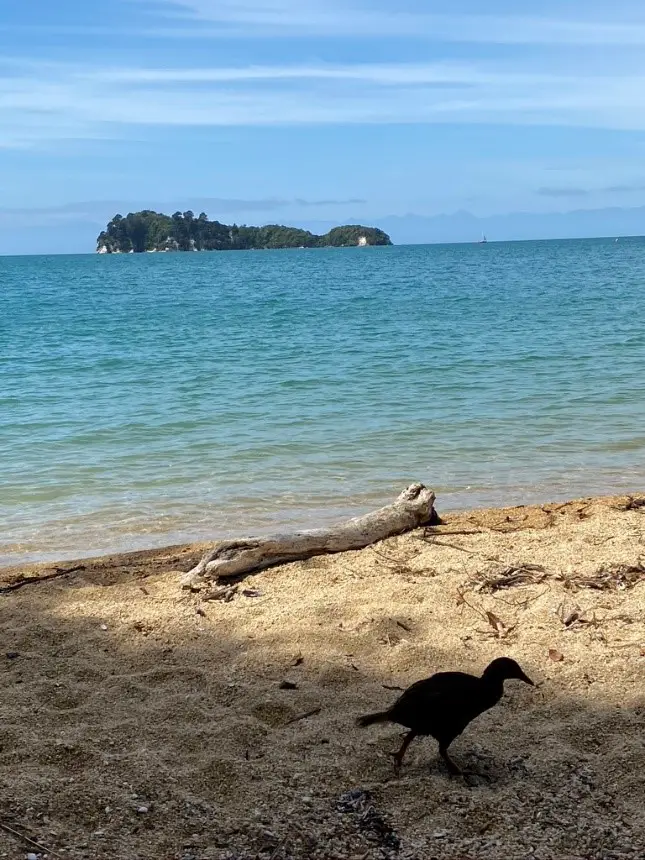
[441,756,491,784]
[388,751,403,775]
[461,770,491,787]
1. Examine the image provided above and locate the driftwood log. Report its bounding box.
[181,483,436,587]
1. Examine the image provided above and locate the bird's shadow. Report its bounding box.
[379,733,529,788]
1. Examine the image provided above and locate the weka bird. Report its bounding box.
[357,657,534,775]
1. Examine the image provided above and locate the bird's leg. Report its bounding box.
[439,744,463,776]
[390,731,416,774]
[439,745,491,784]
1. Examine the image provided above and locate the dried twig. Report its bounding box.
[285,707,322,726]
[495,586,550,609]
[469,559,645,595]
[557,602,581,627]
[0,819,63,858]
[614,496,645,512]
[267,836,289,860]
[456,588,515,638]
[456,587,488,620]
[565,561,645,592]
[485,610,515,639]
[472,564,549,592]
[369,546,417,576]
[0,566,85,595]
[202,584,239,602]
[421,536,500,564]
[555,601,600,628]
[421,528,487,536]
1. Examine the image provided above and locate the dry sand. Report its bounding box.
[1,493,645,860]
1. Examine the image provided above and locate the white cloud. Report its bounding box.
[89,62,564,87]
[129,0,645,44]
[0,196,367,227]
[4,5,645,151]
[2,50,645,148]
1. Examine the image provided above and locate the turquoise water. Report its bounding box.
[1,239,644,565]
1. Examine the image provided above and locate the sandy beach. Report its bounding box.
[1,492,645,859]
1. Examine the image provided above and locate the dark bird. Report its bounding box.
[357,657,534,776]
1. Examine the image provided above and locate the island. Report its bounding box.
[96,211,392,253]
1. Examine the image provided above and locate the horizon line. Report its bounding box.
[2,233,642,259]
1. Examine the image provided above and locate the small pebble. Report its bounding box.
[27,853,39,860]
[6,651,20,660]
[100,625,108,631]
[137,805,149,814]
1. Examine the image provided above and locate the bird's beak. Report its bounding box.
[519,670,535,687]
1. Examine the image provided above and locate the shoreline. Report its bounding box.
[4,475,645,569]
[2,489,642,583]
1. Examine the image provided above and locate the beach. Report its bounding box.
[2,491,644,859]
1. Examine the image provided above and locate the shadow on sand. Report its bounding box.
[1,539,644,860]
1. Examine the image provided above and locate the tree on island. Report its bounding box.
[96,211,392,253]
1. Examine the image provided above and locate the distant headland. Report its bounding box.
[96,210,392,254]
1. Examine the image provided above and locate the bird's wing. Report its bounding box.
[403,672,477,697]
[393,673,481,714]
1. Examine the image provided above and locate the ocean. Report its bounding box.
[2,238,644,565]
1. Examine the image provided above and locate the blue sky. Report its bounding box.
[3,0,645,250]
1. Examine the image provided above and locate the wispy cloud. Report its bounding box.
[6,4,645,45]
[538,187,591,198]
[538,182,645,197]
[3,55,645,150]
[603,183,645,193]
[95,62,490,86]
[128,1,645,44]
[4,1,645,151]
[5,2,645,231]
[0,197,368,227]
[295,198,365,206]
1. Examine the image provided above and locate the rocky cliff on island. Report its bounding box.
[96,211,392,253]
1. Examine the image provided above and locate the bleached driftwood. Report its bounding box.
[181,483,436,586]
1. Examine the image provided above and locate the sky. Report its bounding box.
[3,0,645,252]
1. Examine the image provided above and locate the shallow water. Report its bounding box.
[2,238,644,564]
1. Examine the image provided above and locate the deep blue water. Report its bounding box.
[1,239,644,565]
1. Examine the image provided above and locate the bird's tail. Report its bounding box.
[356,710,391,728]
